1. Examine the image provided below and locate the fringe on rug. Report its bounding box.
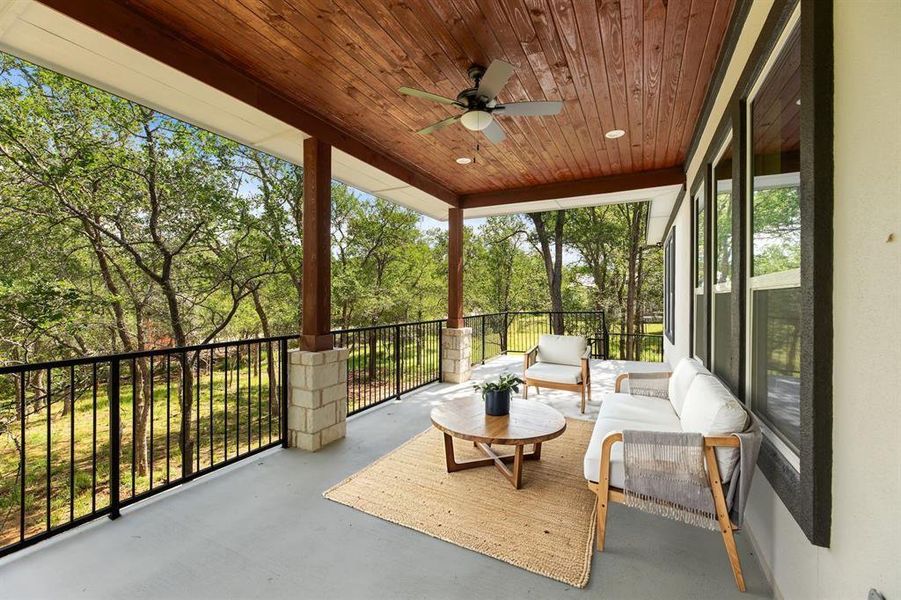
[622,431,719,531]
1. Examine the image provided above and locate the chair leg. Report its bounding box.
[704,446,746,592]
[596,434,618,551]
[523,383,528,399]
[580,385,586,414]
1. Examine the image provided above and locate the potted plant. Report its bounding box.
[473,373,524,416]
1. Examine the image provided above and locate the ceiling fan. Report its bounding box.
[398,60,563,144]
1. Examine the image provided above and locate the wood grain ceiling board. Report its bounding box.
[46,0,736,198]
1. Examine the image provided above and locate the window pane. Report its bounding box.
[714,145,733,285]
[694,291,707,365]
[748,21,802,452]
[665,231,675,343]
[751,25,801,277]
[750,287,801,451]
[713,290,732,378]
[695,192,705,288]
[693,188,707,364]
[712,139,732,381]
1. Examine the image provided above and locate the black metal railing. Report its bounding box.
[0,309,663,557]
[502,311,611,358]
[605,332,665,362]
[0,336,291,558]
[333,320,443,416]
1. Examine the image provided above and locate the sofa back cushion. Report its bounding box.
[537,334,587,367]
[668,358,707,415]
[680,375,749,481]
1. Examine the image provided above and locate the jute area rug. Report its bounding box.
[323,418,596,587]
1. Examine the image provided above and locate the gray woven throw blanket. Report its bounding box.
[622,430,718,531]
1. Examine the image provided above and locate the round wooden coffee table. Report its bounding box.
[430,396,566,489]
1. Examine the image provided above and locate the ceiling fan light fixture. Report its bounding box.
[605,129,626,139]
[460,110,493,131]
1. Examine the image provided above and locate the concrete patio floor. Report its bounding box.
[0,356,772,600]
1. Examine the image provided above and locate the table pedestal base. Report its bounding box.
[442,433,542,489]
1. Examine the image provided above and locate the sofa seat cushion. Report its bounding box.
[525,362,582,385]
[583,393,681,485]
[536,334,586,367]
[668,357,707,415]
[679,375,748,481]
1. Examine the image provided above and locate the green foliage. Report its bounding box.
[752,186,800,276]
[473,373,524,397]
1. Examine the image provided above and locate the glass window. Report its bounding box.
[712,139,733,381]
[664,228,675,344]
[747,22,801,453]
[693,189,707,364]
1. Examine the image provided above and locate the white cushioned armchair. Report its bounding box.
[523,334,591,413]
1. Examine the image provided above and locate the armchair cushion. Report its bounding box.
[524,362,582,385]
[668,357,707,415]
[536,334,587,367]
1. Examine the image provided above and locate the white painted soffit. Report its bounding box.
[0,0,451,219]
[463,184,683,245]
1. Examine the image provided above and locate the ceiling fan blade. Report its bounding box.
[417,115,460,135]
[494,101,563,117]
[399,86,459,106]
[482,120,506,144]
[477,59,514,101]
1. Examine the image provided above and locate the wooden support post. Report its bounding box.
[301,137,334,352]
[447,207,464,329]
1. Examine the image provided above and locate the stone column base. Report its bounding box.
[441,327,472,383]
[287,347,348,451]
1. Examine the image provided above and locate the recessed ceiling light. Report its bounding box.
[605,129,626,139]
[796,98,801,106]
[455,157,472,165]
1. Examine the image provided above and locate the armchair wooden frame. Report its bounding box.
[522,345,592,413]
[588,432,746,592]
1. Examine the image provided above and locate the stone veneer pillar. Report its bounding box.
[441,327,472,383]
[287,347,348,451]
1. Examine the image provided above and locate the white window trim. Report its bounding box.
[749,268,800,290]
[744,5,803,466]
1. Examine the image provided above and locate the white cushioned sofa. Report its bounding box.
[584,357,752,591]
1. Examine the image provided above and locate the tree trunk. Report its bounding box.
[528,211,566,334]
[367,330,378,382]
[250,287,278,415]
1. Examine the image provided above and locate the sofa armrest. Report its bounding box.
[596,432,739,486]
[614,370,672,393]
[524,345,538,371]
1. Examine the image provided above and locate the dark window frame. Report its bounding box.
[685,0,832,547]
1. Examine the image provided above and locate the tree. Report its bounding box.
[527,211,566,333]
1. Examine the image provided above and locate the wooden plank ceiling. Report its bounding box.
[53,0,735,199]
